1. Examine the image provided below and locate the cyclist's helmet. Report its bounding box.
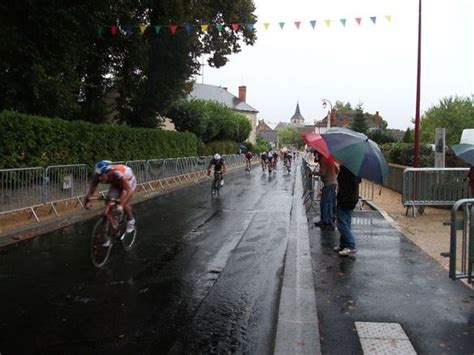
[214,153,221,160]
[94,160,112,175]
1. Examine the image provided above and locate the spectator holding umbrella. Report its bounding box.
[335,165,361,256]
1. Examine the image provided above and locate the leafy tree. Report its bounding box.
[350,105,368,134]
[0,1,257,127]
[278,128,304,148]
[334,101,353,113]
[256,135,271,152]
[168,99,251,143]
[402,128,414,143]
[420,96,474,144]
[368,129,396,144]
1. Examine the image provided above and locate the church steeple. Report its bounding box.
[290,102,305,125]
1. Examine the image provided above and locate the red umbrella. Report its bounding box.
[301,132,331,158]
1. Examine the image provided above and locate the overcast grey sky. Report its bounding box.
[196,0,473,130]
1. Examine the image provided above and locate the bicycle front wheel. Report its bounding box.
[90,217,113,268]
[121,212,137,251]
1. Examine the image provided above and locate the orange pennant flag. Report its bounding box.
[201,24,208,32]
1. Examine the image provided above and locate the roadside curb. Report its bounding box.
[274,163,321,355]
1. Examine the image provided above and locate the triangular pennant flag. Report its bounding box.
[385,15,392,22]
[294,21,301,29]
[310,20,316,29]
[246,23,255,31]
[155,25,161,34]
[279,22,285,29]
[169,24,178,34]
[139,24,147,34]
[231,23,239,32]
[370,16,377,24]
[124,24,132,34]
[97,25,104,37]
[216,23,224,32]
[340,19,347,27]
[355,17,362,26]
[111,25,118,35]
[324,19,331,28]
[263,22,270,30]
[201,24,208,32]
[184,24,193,34]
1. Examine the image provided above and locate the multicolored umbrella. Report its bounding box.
[321,127,389,183]
[451,144,474,165]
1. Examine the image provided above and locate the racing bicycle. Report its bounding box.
[89,196,137,268]
[211,171,223,197]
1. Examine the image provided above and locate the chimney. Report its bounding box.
[238,86,247,102]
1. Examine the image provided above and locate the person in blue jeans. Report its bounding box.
[335,165,361,256]
[315,155,339,231]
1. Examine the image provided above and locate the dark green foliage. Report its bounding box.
[277,128,305,149]
[402,128,414,143]
[0,1,257,128]
[255,135,272,153]
[350,106,369,135]
[198,140,239,156]
[0,111,198,169]
[368,129,396,144]
[381,142,433,167]
[168,100,251,143]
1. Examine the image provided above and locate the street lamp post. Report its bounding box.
[322,99,333,131]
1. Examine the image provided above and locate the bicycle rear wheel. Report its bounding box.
[90,217,113,268]
[121,212,137,251]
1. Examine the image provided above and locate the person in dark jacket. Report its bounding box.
[335,165,361,256]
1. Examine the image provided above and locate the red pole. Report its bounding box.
[413,0,422,167]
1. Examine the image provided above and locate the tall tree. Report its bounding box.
[420,96,473,144]
[350,105,368,134]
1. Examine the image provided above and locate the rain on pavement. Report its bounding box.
[0,164,296,354]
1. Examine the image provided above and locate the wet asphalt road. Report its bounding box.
[0,164,296,354]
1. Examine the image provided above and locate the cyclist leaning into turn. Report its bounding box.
[245,151,253,171]
[85,160,137,233]
[207,153,226,185]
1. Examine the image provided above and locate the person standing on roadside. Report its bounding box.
[315,155,339,231]
[335,165,361,256]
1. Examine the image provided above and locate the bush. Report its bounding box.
[0,111,199,169]
[197,140,239,156]
[381,142,434,167]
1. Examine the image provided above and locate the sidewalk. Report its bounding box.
[305,197,474,354]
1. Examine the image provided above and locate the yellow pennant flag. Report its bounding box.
[139,24,147,34]
[263,22,270,30]
[324,19,331,28]
[201,24,209,32]
[385,15,392,22]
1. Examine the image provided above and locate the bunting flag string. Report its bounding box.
[97,15,392,37]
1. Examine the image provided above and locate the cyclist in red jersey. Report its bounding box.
[85,160,137,233]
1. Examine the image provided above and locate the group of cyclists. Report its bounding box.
[85,149,298,235]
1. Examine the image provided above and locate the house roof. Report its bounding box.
[189,83,258,113]
[256,120,273,133]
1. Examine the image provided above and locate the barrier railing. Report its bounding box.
[447,199,474,283]
[403,168,470,216]
[0,154,245,221]
[44,165,88,215]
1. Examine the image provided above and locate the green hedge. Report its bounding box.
[381,142,434,167]
[0,111,199,169]
[198,140,239,156]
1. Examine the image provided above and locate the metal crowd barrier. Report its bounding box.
[0,167,44,221]
[403,168,470,216]
[301,158,319,213]
[44,165,88,215]
[0,154,247,222]
[383,164,406,194]
[447,199,474,283]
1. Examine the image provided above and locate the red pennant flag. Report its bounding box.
[231,23,239,32]
[294,21,301,29]
[111,25,118,35]
[169,24,178,34]
[355,18,362,26]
